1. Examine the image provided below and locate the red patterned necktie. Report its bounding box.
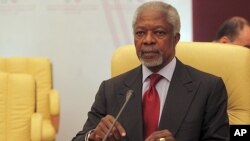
[143,73,163,139]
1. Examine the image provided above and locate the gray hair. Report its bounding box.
[132,1,181,34]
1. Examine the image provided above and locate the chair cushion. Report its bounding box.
[176,42,250,124]
[0,58,52,119]
[0,72,35,140]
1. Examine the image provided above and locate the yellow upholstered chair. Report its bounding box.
[0,58,60,141]
[111,42,250,125]
[0,72,42,141]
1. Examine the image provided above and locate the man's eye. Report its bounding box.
[155,31,166,36]
[135,31,145,36]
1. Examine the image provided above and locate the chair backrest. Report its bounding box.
[0,72,35,141]
[0,58,52,120]
[111,42,250,124]
[0,57,59,140]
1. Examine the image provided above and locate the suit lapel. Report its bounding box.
[159,60,200,136]
[117,66,144,141]
[116,61,201,139]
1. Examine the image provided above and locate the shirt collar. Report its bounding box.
[142,57,176,82]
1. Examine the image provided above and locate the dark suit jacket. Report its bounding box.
[72,59,229,141]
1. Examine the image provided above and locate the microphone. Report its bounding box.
[102,89,134,141]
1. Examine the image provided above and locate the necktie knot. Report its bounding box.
[149,73,162,87]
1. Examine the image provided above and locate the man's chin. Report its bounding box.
[140,59,162,67]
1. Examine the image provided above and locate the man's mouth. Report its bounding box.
[142,52,158,59]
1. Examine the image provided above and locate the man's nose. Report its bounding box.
[143,32,156,45]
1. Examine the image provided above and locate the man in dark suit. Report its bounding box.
[72,1,229,141]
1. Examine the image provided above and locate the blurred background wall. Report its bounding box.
[193,0,250,41]
[0,0,192,141]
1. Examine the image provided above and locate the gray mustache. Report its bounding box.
[141,46,159,52]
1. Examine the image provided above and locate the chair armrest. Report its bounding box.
[49,89,60,133]
[49,89,60,115]
[31,113,42,141]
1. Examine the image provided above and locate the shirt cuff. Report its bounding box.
[85,129,95,141]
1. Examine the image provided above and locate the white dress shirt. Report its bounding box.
[142,57,176,123]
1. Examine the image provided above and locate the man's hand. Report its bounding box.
[89,115,126,141]
[145,130,176,141]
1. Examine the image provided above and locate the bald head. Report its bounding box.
[215,16,250,48]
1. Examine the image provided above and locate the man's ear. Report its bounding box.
[218,36,232,43]
[174,33,180,46]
